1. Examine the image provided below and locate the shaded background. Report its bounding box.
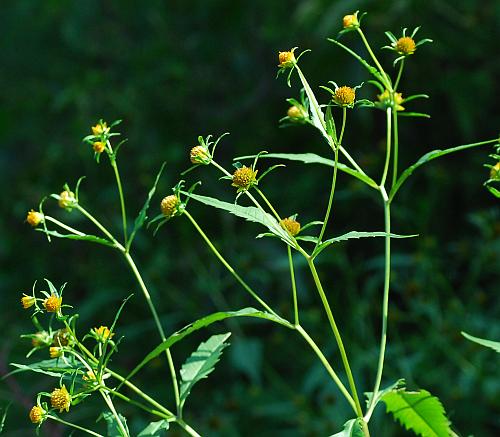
[1,0,499,435]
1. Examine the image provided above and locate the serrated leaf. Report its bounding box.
[121,308,292,387]
[127,162,166,250]
[390,140,498,201]
[137,419,170,436]
[6,357,82,379]
[313,231,418,258]
[100,411,129,437]
[382,387,451,437]
[331,418,364,437]
[183,191,294,245]
[35,229,115,247]
[461,332,500,352]
[234,153,378,188]
[180,333,231,409]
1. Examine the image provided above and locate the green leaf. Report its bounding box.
[234,153,378,188]
[390,139,498,202]
[331,418,364,437]
[137,420,170,436]
[183,191,294,245]
[180,333,231,409]
[461,332,500,352]
[5,357,83,379]
[313,231,418,258]
[381,386,451,437]
[127,162,166,250]
[35,229,115,247]
[365,379,404,416]
[486,185,500,198]
[0,403,10,433]
[121,308,291,387]
[100,412,129,437]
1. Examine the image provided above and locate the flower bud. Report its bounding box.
[190,145,211,164]
[43,295,62,313]
[50,385,71,412]
[53,328,71,347]
[395,36,416,55]
[21,294,36,309]
[92,325,114,342]
[93,141,106,153]
[31,331,51,348]
[160,195,180,218]
[377,90,405,111]
[49,346,63,358]
[490,162,500,180]
[343,14,359,28]
[29,405,46,424]
[58,190,76,209]
[232,166,258,190]
[91,122,109,136]
[26,210,44,227]
[280,217,301,236]
[334,86,356,107]
[278,50,296,68]
[287,105,308,121]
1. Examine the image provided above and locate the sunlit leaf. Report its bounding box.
[461,332,500,353]
[137,419,170,436]
[330,418,364,437]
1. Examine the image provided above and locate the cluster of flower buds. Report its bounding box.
[88,120,110,155]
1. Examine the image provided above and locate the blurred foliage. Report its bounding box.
[0,0,499,436]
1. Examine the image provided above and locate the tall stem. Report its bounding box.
[47,415,104,437]
[391,110,399,189]
[100,390,129,436]
[177,419,202,437]
[306,258,363,418]
[380,108,392,187]
[107,141,128,245]
[368,187,391,412]
[75,205,124,249]
[183,210,278,316]
[254,187,281,221]
[393,59,404,91]
[356,28,391,90]
[287,246,299,325]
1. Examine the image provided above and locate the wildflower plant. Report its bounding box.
[9,10,500,437]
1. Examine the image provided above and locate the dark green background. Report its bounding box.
[1,1,499,436]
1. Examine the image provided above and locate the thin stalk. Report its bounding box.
[254,187,281,221]
[391,109,399,189]
[183,210,278,317]
[380,108,392,187]
[287,246,299,325]
[368,187,391,413]
[295,325,356,412]
[75,205,124,250]
[104,387,170,420]
[211,160,232,177]
[123,252,180,413]
[393,59,404,91]
[314,108,344,250]
[100,390,129,436]
[356,28,391,90]
[107,140,128,246]
[306,258,364,418]
[176,419,202,437]
[44,216,86,236]
[47,415,104,437]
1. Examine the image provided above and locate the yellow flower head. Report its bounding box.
[92,325,114,342]
[378,90,405,111]
[287,106,303,119]
[278,50,296,68]
[190,145,211,164]
[280,217,301,236]
[93,141,106,154]
[83,369,97,382]
[160,195,180,218]
[43,295,62,313]
[29,405,46,424]
[58,190,76,209]
[49,346,62,358]
[21,294,36,309]
[343,14,359,29]
[490,162,500,180]
[334,86,356,107]
[232,166,258,191]
[50,385,71,412]
[26,210,44,227]
[91,121,109,136]
[395,36,416,55]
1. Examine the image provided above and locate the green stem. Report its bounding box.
[254,187,281,221]
[306,258,363,418]
[356,28,391,90]
[393,59,404,91]
[107,141,128,245]
[75,205,124,250]
[295,325,356,412]
[368,187,391,414]
[44,216,86,236]
[287,246,299,325]
[391,109,399,189]
[123,252,181,413]
[47,415,104,437]
[183,210,278,316]
[380,108,392,187]
[104,387,171,420]
[99,390,129,436]
[176,419,202,437]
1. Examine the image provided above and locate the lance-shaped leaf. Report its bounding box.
[5,357,83,379]
[35,229,115,248]
[180,333,231,410]
[235,153,378,188]
[312,231,418,258]
[183,192,294,246]
[330,418,364,437]
[137,420,170,436]
[461,332,500,353]
[381,386,452,437]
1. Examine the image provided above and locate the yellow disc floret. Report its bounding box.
[49,346,62,358]
[490,162,500,180]
[50,385,71,412]
[29,405,46,424]
[280,217,301,236]
[334,86,356,107]
[343,14,359,28]
[232,166,258,190]
[91,122,109,136]
[190,145,211,164]
[278,50,296,68]
[26,210,44,227]
[160,195,180,218]
[21,294,36,309]
[287,106,303,119]
[58,190,76,209]
[395,36,416,55]
[93,141,106,153]
[43,295,62,313]
[92,325,114,342]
